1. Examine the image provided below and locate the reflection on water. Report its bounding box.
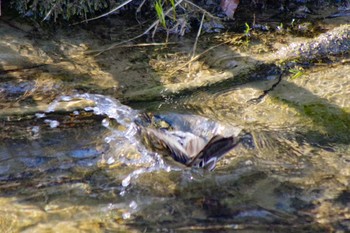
[0,93,349,232]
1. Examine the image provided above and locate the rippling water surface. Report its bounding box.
[1,5,349,231]
[0,81,350,232]
[1,64,350,232]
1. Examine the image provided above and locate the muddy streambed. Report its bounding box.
[0,7,350,233]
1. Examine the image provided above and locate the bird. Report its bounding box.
[137,119,241,171]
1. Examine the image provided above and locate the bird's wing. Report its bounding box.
[185,136,206,157]
[145,128,191,164]
[187,135,240,171]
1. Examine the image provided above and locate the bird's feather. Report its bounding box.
[138,125,239,170]
[144,128,191,164]
[187,135,240,170]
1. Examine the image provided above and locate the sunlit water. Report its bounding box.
[0,85,349,233]
[0,6,349,231]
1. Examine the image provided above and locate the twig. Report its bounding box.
[115,42,176,48]
[89,0,184,56]
[42,3,58,21]
[168,42,228,76]
[192,13,205,58]
[72,0,134,25]
[0,64,47,75]
[136,0,147,13]
[88,42,176,53]
[152,21,160,39]
[87,20,159,56]
[189,13,205,72]
[135,0,148,23]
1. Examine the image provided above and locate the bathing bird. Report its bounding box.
[138,125,240,171]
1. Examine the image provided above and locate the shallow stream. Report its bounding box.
[1,79,349,232]
[0,5,350,232]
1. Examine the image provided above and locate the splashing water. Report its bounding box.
[47,94,172,189]
[45,93,244,195]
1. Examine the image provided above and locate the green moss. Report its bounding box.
[269,96,290,105]
[268,96,350,142]
[303,103,350,137]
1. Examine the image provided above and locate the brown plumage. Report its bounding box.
[139,127,240,171]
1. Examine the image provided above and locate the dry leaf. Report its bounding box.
[220,0,239,19]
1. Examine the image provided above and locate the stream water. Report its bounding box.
[1,80,349,232]
[0,5,350,232]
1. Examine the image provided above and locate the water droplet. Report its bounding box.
[44,119,60,128]
[35,113,46,118]
[245,160,253,165]
[102,118,110,127]
[31,126,40,133]
[122,212,131,219]
[107,157,115,164]
[122,175,131,187]
[61,96,73,101]
[129,201,138,210]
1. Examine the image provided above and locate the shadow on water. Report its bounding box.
[0,7,349,232]
[268,80,350,145]
[199,67,350,145]
[131,53,350,145]
[127,169,332,232]
[117,29,349,232]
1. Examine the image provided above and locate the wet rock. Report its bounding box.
[277,24,350,61]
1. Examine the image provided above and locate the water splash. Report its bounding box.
[46,94,171,189]
[44,119,60,128]
[45,94,242,192]
[77,93,138,126]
